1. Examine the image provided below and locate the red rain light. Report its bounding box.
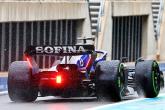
[56,75,62,84]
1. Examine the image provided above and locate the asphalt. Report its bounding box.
[0,95,111,110]
[0,91,165,110]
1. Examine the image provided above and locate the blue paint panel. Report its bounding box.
[77,54,90,68]
[0,77,7,91]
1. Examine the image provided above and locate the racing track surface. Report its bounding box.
[0,92,165,110]
[0,91,165,110]
[0,95,111,110]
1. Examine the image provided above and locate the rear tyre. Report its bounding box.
[95,60,125,101]
[8,61,38,102]
[135,60,160,98]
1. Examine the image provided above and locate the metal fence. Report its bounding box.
[0,20,79,71]
[112,16,143,62]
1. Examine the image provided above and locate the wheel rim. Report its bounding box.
[118,64,125,96]
[117,76,121,88]
[152,61,160,95]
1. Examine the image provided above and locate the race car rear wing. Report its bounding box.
[24,45,95,56]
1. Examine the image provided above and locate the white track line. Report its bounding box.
[86,93,165,110]
[0,91,8,96]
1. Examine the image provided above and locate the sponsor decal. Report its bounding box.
[35,46,86,54]
[79,58,84,67]
[25,45,94,56]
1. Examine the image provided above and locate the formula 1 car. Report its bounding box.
[8,45,164,102]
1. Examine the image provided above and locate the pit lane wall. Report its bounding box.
[159,1,165,61]
[0,0,89,22]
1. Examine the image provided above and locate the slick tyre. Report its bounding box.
[95,60,125,101]
[135,60,160,98]
[8,61,38,102]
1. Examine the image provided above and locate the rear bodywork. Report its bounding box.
[24,45,107,97]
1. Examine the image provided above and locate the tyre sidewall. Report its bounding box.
[8,61,38,102]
